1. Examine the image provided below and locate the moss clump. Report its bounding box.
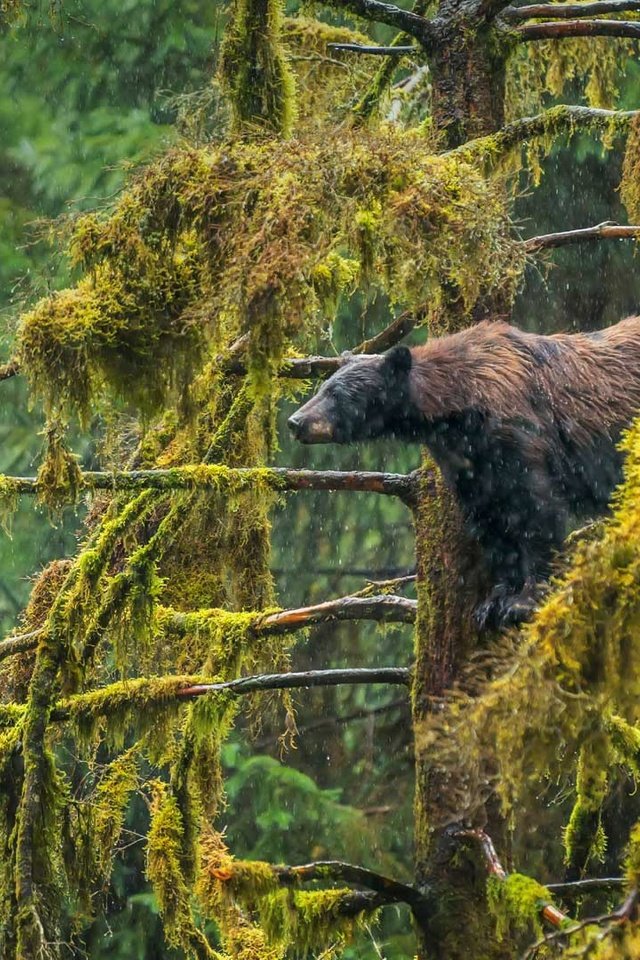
[220,0,296,137]
[563,734,610,873]
[487,873,551,942]
[36,424,84,515]
[621,114,640,223]
[0,475,19,535]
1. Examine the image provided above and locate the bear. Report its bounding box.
[287,317,640,629]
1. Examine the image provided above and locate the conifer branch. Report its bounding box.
[524,221,640,250]
[450,105,640,162]
[175,667,412,699]
[320,0,436,46]
[274,860,431,915]
[517,16,640,38]
[328,42,416,53]
[2,466,420,504]
[504,0,640,19]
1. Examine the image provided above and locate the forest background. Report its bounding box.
[2,0,640,957]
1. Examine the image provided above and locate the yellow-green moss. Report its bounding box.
[36,424,84,515]
[0,475,19,535]
[487,873,551,941]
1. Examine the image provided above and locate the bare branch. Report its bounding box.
[320,0,436,46]
[257,594,417,632]
[522,889,639,959]
[328,42,416,53]
[524,221,640,251]
[274,860,431,916]
[450,105,640,163]
[175,668,412,699]
[517,16,640,38]
[504,0,640,19]
[253,697,408,747]
[547,877,625,897]
[3,466,420,504]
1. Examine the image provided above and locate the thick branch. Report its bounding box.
[451,105,640,163]
[0,628,43,663]
[321,0,436,46]
[504,0,640,18]
[4,466,420,504]
[328,42,416,53]
[274,860,431,916]
[517,16,640,38]
[525,221,640,250]
[258,594,417,632]
[175,668,412,699]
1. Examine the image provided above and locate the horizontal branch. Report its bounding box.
[175,667,412,699]
[517,16,640,38]
[504,0,640,18]
[525,220,640,250]
[258,594,417,632]
[328,42,416,53]
[0,627,43,663]
[274,860,431,917]
[321,0,436,46]
[2,466,419,504]
[451,105,640,163]
[547,877,625,896]
[0,360,19,382]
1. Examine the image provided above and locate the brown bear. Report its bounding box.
[288,317,640,629]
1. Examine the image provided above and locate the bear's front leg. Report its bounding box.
[474,577,544,631]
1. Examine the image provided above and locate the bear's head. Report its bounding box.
[288,345,413,444]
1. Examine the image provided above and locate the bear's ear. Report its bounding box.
[339,350,354,366]
[384,345,412,374]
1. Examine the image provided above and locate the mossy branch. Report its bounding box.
[328,42,416,54]
[173,668,411,700]
[517,16,640,38]
[450,105,640,164]
[504,0,640,19]
[525,221,640,250]
[273,860,431,917]
[0,466,420,504]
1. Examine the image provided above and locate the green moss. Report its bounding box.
[220,0,296,137]
[0,475,19,535]
[36,424,84,515]
[487,873,551,941]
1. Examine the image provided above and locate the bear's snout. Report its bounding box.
[287,409,334,443]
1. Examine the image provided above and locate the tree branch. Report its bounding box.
[274,860,431,917]
[517,16,640,38]
[257,594,417,632]
[524,221,640,250]
[3,466,420,505]
[504,0,640,19]
[450,105,640,163]
[328,42,416,53]
[0,360,19,381]
[547,877,625,897]
[522,889,639,959]
[320,0,436,46]
[175,668,412,699]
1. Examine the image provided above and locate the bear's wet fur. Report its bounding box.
[288,318,640,629]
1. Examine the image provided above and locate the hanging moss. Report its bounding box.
[147,781,222,960]
[563,734,610,873]
[621,114,640,223]
[36,424,84,515]
[220,0,296,137]
[0,475,19,535]
[626,821,640,889]
[487,873,551,942]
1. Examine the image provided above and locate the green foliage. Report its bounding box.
[487,874,550,942]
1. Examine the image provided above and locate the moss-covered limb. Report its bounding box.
[14,628,68,958]
[241,593,416,632]
[174,667,411,699]
[517,17,640,39]
[273,860,431,915]
[0,465,420,503]
[147,782,222,960]
[449,104,640,164]
[219,0,295,137]
[0,628,43,664]
[521,890,639,959]
[524,221,640,251]
[320,0,436,46]
[504,0,640,19]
